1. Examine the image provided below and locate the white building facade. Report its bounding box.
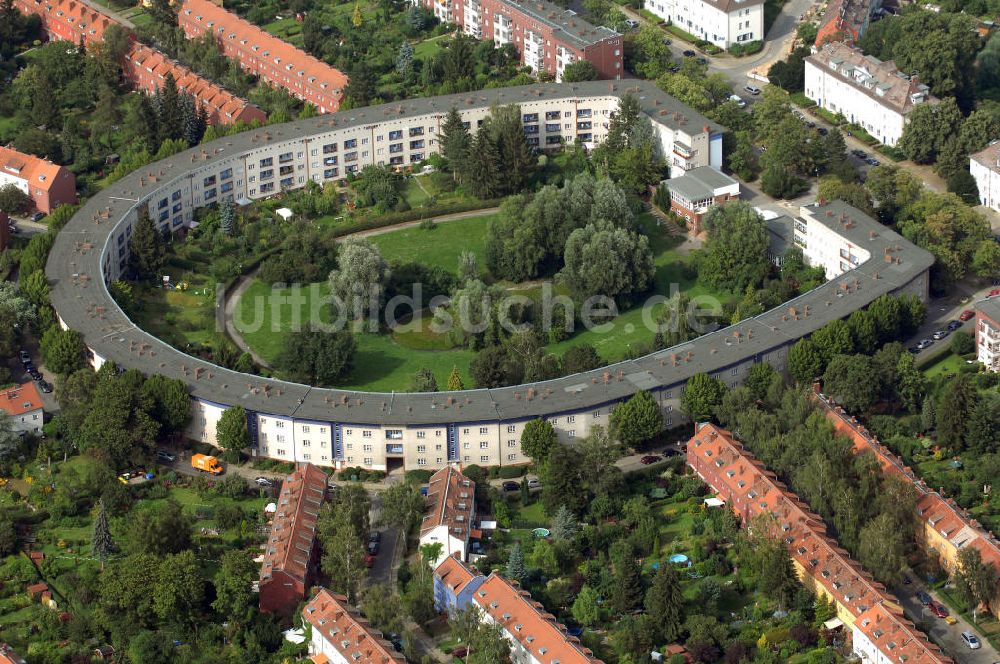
[971,142,1000,213]
[643,0,763,49]
[805,42,936,147]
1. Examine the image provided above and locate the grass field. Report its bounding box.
[263,17,305,47]
[131,251,218,350]
[370,213,495,273]
[921,352,966,378]
[413,34,449,60]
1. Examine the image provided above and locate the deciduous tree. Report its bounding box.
[680,374,726,423]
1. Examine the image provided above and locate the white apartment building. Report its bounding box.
[976,297,1000,372]
[971,141,1000,213]
[805,42,936,147]
[644,0,763,49]
[794,201,872,279]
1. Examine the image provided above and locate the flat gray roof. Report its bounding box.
[976,296,1000,323]
[667,166,737,201]
[46,83,931,427]
[497,0,620,48]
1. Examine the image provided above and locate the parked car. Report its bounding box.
[962,631,981,650]
[662,37,672,45]
[908,346,921,354]
[744,84,761,95]
[960,309,975,321]
[916,590,932,605]
[817,127,828,136]
[364,553,375,567]
[866,157,880,166]
[852,149,868,159]
[990,288,1000,297]
[18,350,30,365]
[947,320,963,331]
[931,329,949,340]
[30,212,45,223]
[28,369,42,381]
[502,481,519,492]
[915,339,933,350]
[683,49,696,57]
[929,601,949,618]
[157,450,176,463]
[38,380,52,394]
[624,18,638,29]
[527,478,542,489]
[640,455,662,465]
[728,94,746,108]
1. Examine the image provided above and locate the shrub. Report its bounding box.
[404,469,434,485]
[729,40,763,56]
[498,465,526,479]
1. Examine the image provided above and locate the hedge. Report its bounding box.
[327,199,502,239]
[789,92,815,108]
[498,465,527,479]
[637,8,662,23]
[875,144,906,162]
[728,40,763,56]
[844,123,879,146]
[405,469,434,484]
[812,106,843,125]
[664,23,699,43]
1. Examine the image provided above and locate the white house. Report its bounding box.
[301,589,404,664]
[419,466,476,567]
[643,0,763,50]
[0,382,44,436]
[805,42,936,147]
[971,141,1000,213]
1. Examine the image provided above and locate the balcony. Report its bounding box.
[386,444,404,455]
[672,141,694,159]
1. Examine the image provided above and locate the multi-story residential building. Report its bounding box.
[0,146,77,214]
[420,466,477,567]
[976,296,1000,372]
[49,81,938,475]
[411,0,623,81]
[817,388,1000,619]
[805,42,935,147]
[124,43,267,126]
[643,0,763,50]
[302,589,405,664]
[0,383,44,437]
[813,0,880,48]
[790,200,874,280]
[687,423,952,663]
[433,555,486,615]
[258,463,327,615]
[971,141,1000,213]
[13,0,263,126]
[179,0,348,113]
[472,573,605,663]
[662,165,740,232]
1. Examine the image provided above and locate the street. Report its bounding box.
[895,581,1000,664]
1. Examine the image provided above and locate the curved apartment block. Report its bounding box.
[46,81,931,473]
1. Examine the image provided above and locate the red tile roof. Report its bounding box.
[472,573,604,664]
[854,602,949,664]
[125,43,266,125]
[259,463,327,587]
[686,423,951,664]
[179,0,347,111]
[14,0,114,45]
[0,382,44,418]
[421,466,476,540]
[434,554,479,595]
[0,644,26,664]
[0,147,73,196]
[302,589,405,664]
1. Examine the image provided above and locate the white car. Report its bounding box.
[961,631,981,650]
[254,476,273,487]
[744,85,761,95]
[729,94,747,108]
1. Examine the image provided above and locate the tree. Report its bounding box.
[728,131,759,181]
[562,60,599,82]
[0,184,30,214]
[562,344,603,375]
[40,326,87,375]
[396,41,414,77]
[822,354,880,413]
[276,326,357,386]
[974,238,1000,279]
[213,550,258,623]
[701,202,770,292]
[561,222,654,301]
[91,500,116,569]
[320,503,367,602]
[520,418,557,463]
[140,374,190,434]
[757,541,799,609]
[329,238,390,320]
[153,550,205,626]
[450,605,512,664]
[954,547,998,619]
[351,1,363,26]
[129,211,167,280]
[680,374,726,423]
[410,368,438,392]
[458,250,478,282]
[571,585,603,627]
[937,374,978,450]
[125,500,192,555]
[379,481,424,532]
[896,351,925,413]
[362,585,405,635]
[551,505,578,542]
[789,338,824,384]
[898,98,963,164]
[216,405,249,455]
[506,542,527,582]
[219,198,236,236]
[645,566,683,643]
[611,546,644,614]
[447,366,465,391]
[125,632,175,664]
[0,513,15,558]
[858,512,908,587]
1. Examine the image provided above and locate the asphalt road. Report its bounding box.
[895,581,1000,664]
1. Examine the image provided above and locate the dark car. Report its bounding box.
[866,157,880,166]
[502,481,519,492]
[452,647,468,658]
[157,449,176,463]
[30,212,45,223]
[38,380,52,394]
[640,455,662,465]
[947,320,963,331]
[28,369,42,381]
[683,49,696,57]
[662,37,672,45]
[817,127,828,136]
[18,350,30,365]
[852,149,868,159]
[916,590,932,605]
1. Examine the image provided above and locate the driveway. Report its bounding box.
[895,582,1000,664]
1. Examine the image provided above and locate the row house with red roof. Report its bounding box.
[0,146,77,214]
[419,466,477,568]
[816,388,1000,619]
[410,0,623,82]
[258,463,328,615]
[13,0,264,126]
[178,0,347,114]
[302,589,405,664]
[687,423,952,664]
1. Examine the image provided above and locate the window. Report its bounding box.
[276,434,285,443]
[346,443,353,450]
[344,138,357,149]
[323,142,338,154]
[389,130,403,140]
[204,189,217,201]
[592,410,601,418]
[417,458,427,466]
[278,151,293,163]
[463,442,470,449]
[417,445,426,453]
[363,457,373,465]
[463,428,470,435]
[409,127,424,137]
[324,168,339,178]
[566,415,575,423]
[507,425,516,433]
[260,169,274,179]
[276,422,285,429]
[386,430,403,440]
[221,182,233,193]
[480,455,490,462]
[480,441,489,449]
[507,440,516,447]
[362,430,372,438]
[522,113,538,123]
[302,453,311,460]
[507,453,517,461]
[302,440,310,447]
[346,429,353,435]
[410,139,424,149]
[344,152,358,162]
[277,449,286,456]
[260,157,273,167]
[203,175,217,187]
[158,198,168,209]
[363,444,373,452]
[171,190,182,201]
[479,427,488,434]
